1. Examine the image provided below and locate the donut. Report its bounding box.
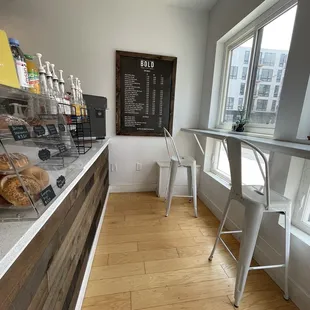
[0,153,29,171]
[21,166,49,189]
[0,175,41,206]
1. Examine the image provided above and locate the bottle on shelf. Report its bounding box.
[78,79,87,118]
[36,53,48,95]
[50,64,60,97]
[25,54,40,94]
[69,75,81,120]
[59,69,72,122]
[45,61,58,114]
[9,38,29,90]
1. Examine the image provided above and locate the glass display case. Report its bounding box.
[0,84,82,221]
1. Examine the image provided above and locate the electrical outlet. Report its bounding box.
[136,162,142,171]
[110,164,117,172]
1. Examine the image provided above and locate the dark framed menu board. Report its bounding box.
[116,51,177,136]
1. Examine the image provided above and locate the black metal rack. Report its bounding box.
[58,102,92,154]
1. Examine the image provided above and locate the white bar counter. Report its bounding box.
[181,128,310,159]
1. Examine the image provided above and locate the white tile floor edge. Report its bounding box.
[74,186,111,310]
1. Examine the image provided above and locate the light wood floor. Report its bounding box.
[82,192,298,310]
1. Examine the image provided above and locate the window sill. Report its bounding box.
[205,170,310,247]
[213,127,273,139]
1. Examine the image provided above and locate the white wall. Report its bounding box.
[1,0,208,190]
[198,1,310,309]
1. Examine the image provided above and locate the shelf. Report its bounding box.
[0,84,50,102]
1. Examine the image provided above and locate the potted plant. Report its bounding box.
[232,108,247,132]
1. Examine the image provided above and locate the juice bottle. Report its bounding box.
[9,38,29,90]
[24,54,40,94]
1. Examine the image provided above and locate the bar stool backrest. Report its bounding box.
[163,128,182,165]
[226,137,271,209]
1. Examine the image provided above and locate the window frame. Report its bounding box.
[216,0,297,135]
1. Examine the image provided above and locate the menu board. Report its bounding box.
[116,51,177,136]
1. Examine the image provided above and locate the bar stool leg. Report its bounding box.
[191,161,197,217]
[164,162,172,201]
[234,205,264,308]
[165,160,178,217]
[208,195,231,261]
[284,210,291,301]
[187,167,192,202]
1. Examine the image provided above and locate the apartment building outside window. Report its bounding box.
[258,84,271,97]
[230,66,238,79]
[256,99,268,111]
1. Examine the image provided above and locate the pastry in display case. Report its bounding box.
[0,84,82,221]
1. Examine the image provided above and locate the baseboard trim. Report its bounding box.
[75,186,111,310]
[110,183,157,193]
[198,190,310,310]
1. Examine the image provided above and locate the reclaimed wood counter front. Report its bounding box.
[0,143,109,310]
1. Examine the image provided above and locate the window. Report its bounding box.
[222,37,254,123]
[230,66,238,79]
[218,4,297,131]
[292,160,310,235]
[258,84,270,97]
[211,140,269,186]
[240,83,245,95]
[260,69,273,82]
[256,99,268,111]
[244,50,250,64]
[226,97,234,109]
[242,67,248,80]
[279,53,288,67]
[271,100,277,111]
[238,98,244,109]
[263,52,276,66]
[274,85,280,97]
[276,70,282,83]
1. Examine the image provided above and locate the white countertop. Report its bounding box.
[182,128,310,159]
[0,139,109,278]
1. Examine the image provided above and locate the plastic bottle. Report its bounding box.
[50,64,60,95]
[69,75,81,118]
[24,54,40,94]
[36,53,48,95]
[9,38,29,90]
[45,61,58,114]
[59,70,72,119]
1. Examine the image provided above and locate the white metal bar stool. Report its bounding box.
[163,128,198,217]
[208,137,291,308]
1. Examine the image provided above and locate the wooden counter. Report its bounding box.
[0,144,109,310]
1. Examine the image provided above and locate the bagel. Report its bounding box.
[21,166,49,189]
[0,153,29,171]
[0,175,41,206]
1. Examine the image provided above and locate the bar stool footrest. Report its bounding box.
[220,230,242,235]
[249,264,285,271]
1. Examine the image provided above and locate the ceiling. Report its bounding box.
[167,0,218,10]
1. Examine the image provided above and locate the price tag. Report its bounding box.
[57,143,67,153]
[33,125,46,136]
[38,148,51,161]
[40,185,56,206]
[46,124,58,135]
[56,175,66,188]
[58,124,66,131]
[8,125,30,141]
